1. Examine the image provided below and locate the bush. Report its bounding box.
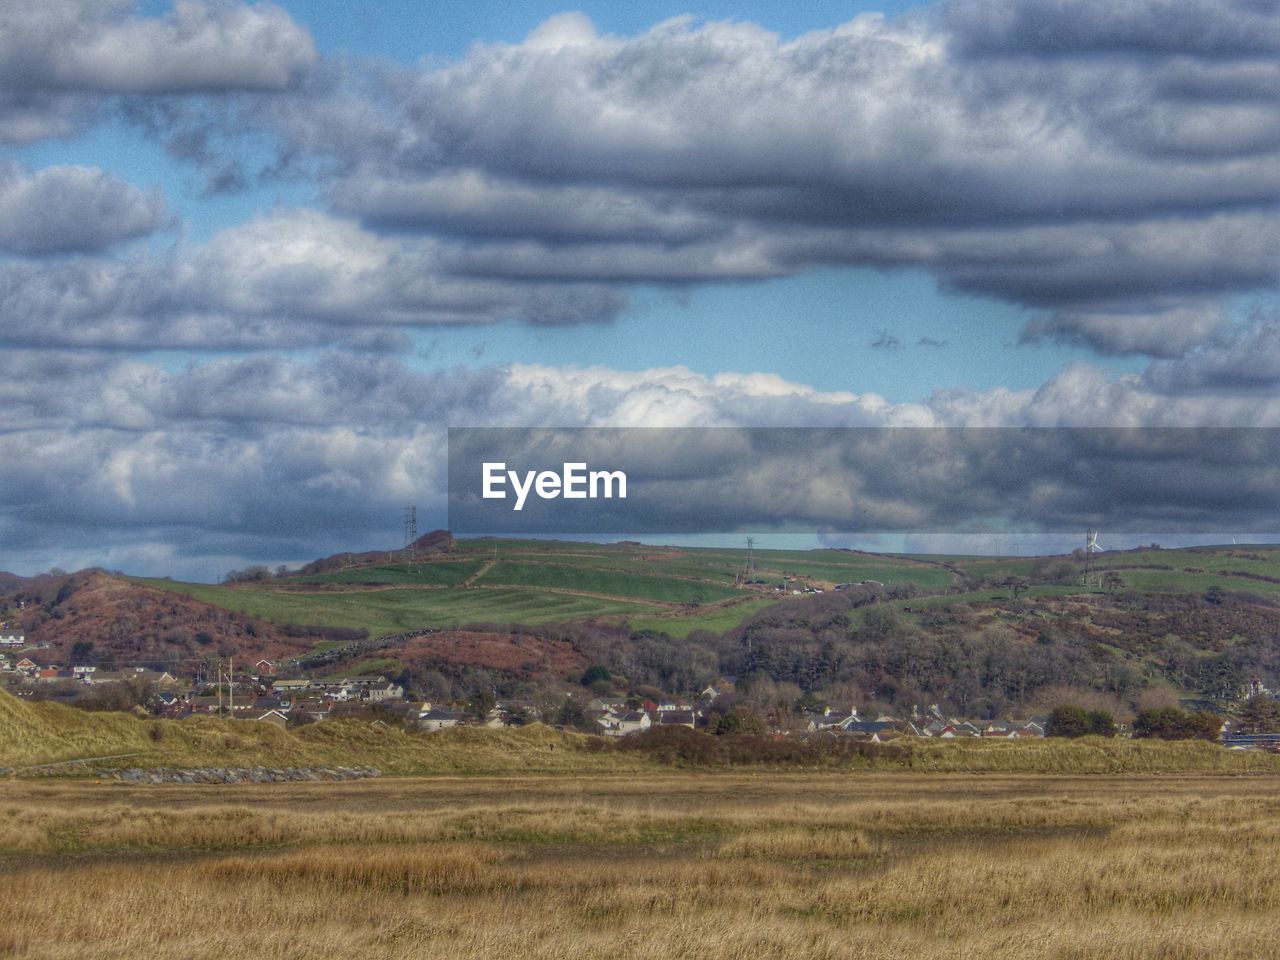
[614,725,908,767]
[1047,705,1088,738]
[223,565,272,584]
[1085,710,1117,737]
[1133,707,1221,741]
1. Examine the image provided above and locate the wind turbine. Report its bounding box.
[1083,529,1103,582]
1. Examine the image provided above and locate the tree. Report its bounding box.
[223,565,271,584]
[1102,572,1125,595]
[1237,695,1280,735]
[706,704,766,736]
[1047,705,1089,738]
[580,664,611,687]
[466,688,496,722]
[1001,576,1030,600]
[1085,709,1117,737]
[554,696,588,731]
[1133,707,1221,741]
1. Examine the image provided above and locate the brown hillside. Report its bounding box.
[16,572,313,669]
[392,629,588,681]
[297,529,455,576]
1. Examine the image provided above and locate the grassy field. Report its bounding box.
[138,578,655,635]
[132,539,963,638]
[7,689,1280,778]
[5,773,1280,959]
[130,541,1280,646]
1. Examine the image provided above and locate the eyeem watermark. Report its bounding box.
[482,462,627,511]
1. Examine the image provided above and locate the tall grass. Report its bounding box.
[4,774,1280,958]
[8,689,1280,776]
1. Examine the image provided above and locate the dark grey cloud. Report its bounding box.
[291,6,1271,357]
[1143,313,1280,392]
[450,426,1280,536]
[0,163,167,255]
[5,347,1280,578]
[0,0,315,95]
[4,4,1275,361]
[332,171,725,245]
[0,0,315,143]
[944,0,1280,57]
[0,210,628,350]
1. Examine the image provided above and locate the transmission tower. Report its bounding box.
[404,505,418,560]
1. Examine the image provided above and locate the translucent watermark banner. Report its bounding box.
[447,427,1280,535]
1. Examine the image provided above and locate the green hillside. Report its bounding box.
[131,541,1280,647]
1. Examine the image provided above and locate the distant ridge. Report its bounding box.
[297,530,455,576]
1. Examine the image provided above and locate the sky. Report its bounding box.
[1,0,1278,580]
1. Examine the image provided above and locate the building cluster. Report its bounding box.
[4,654,178,689]
[586,697,700,736]
[156,671,407,727]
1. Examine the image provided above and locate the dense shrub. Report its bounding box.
[1133,707,1221,741]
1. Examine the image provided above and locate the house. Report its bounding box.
[844,720,894,739]
[0,629,25,648]
[657,711,697,729]
[615,711,651,735]
[419,707,464,731]
[15,657,38,675]
[294,697,332,723]
[807,708,858,732]
[254,659,277,677]
[254,709,289,730]
[366,682,404,703]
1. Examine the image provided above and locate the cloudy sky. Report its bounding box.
[2,0,1278,579]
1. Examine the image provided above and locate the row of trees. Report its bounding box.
[1048,703,1222,740]
[1046,705,1117,737]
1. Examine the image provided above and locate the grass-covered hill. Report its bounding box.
[4,540,1279,716]
[136,538,958,639]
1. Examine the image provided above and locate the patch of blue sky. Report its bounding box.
[406,268,1145,401]
[10,118,317,245]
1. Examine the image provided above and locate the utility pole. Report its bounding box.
[404,505,418,560]
[229,657,234,716]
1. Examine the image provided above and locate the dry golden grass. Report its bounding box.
[4,773,1280,959]
[0,688,643,774]
[9,688,1280,777]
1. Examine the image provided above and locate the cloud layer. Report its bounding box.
[4,344,1280,578]
[0,0,315,143]
[2,1,1275,358]
[1,1,1278,576]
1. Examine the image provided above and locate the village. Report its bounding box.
[7,619,1277,747]
[0,623,1051,742]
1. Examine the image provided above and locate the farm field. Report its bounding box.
[116,540,1280,676]
[132,539,963,640]
[4,773,1280,959]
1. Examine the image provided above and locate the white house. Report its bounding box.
[0,629,25,648]
[419,707,464,731]
[366,682,405,703]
